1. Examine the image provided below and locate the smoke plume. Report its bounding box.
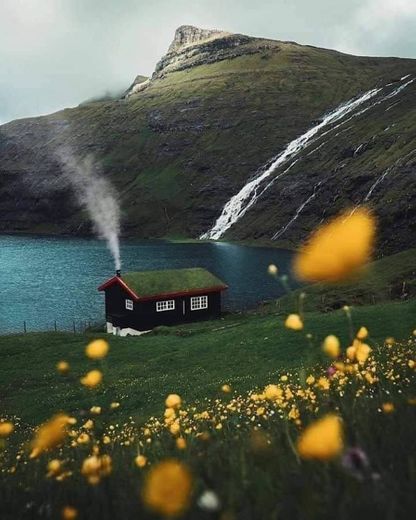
[57,148,121,270]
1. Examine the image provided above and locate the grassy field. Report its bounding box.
[1,298,415,425]
[0,297,415,519]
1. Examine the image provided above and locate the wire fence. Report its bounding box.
[1,319,105,336]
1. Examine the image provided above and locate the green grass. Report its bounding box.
[121,267,226,298]
[1,298,415,425]
[270,248,416,313]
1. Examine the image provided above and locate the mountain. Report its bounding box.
[1,25,416,254]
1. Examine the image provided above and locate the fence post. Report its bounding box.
[54,320,57,332]
[23,321,27,334]
[73,320,76,334]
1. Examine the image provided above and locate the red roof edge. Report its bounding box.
[97,276,140,301]
[98,277,227,302]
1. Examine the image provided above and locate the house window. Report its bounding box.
[125,299,134,311]
[190,295,208,310]
[156,300,175,312]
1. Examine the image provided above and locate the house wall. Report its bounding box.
[104,286,222,331]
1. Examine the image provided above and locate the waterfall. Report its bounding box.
[271,180,324,240]
[200,75,414,240]
[364,150,416,202]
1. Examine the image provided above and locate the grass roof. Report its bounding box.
[122,268,227,298]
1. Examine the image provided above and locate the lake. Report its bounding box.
[0,235,295,333]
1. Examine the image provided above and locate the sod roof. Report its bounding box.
[121,268,227,298]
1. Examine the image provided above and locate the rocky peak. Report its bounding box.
[167,25,230,53]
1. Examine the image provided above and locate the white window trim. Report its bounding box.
[125,299,134,311]
[190,295,208,311]
[156,300,175,312]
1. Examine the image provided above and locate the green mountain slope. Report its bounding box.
[0,26,415,252]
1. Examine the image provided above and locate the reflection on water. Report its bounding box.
[0,236,295,333]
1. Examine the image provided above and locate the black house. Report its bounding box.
[98,267,228,336]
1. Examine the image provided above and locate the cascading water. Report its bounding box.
[271,180,325,240]
[201,75,414,240]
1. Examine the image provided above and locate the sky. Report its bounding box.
[1,0,416,123]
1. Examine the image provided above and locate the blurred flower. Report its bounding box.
[90,406,102,415]
[267,264,278,276]
[85,339,109,359]
[306,375,315,385]
[297,414,343,460]
[176,437,187,450]
[221,384,231,393]
[47,459,62,478]
[30,414,70,459]
[81,454,112,485]
[197,490,221,512]
[264,384,282,400]
[0,421,14,437]
[62,506,78,520]
[77,433,90,444]
[327,366,337,378]
[82,419,94,430]
[356,326,369,340]
[135,454,147,468]
[285,314,303,331]
[382,402,395,414]
[341,447,370,480]
[322,335,340,358]
[293,208,375,282]
[110,402,120,409]
[142,459,192,517]
[165,394,182,409]
[81,370,103,388]
[56,361,70,374]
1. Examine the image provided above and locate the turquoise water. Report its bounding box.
[0,236,295,333]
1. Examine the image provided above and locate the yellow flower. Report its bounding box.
[47,459,62,478]
[80,370,103,388]
[102,435,111,444]
[317,377,330,390]
[322,335,340,358]
[264,384,283,400]
[85,339,109,359]
[110,402,120,409]
[297,414,344,460]
[77,433,90,444]
[135,455,147,468]
[176,437,187,450]
[408,360,415,369]
[82,419,94,430]
[356,343,371,364]
[0,421,14,437]
[285,314,303,331]
[267,264,278,276]
[62,506,78,520]
[385,337,395,346]
[356,326,369,340]
[382,402,395,414]
[56,360,70,374]
[165,394,182,409]
[169,422,181,436]
[30,414,70,458]
[293,208,375,282]
[90,406,102,415]
[221,384,231,393]
[256,407,265,416]
[142,460,192,517]
[306,375,315,385]
[81,454,112,485]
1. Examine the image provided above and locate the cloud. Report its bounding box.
[0,0,415,123]
[332,0,416,56]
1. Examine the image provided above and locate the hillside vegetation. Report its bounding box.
[0,27,416,253]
